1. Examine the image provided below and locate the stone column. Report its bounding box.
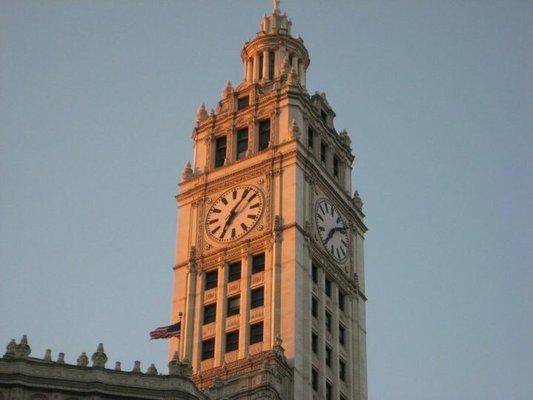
[247,59,253,82]
[191,271,205,371]
[331,284,341,400]
[317,267,327,398]
[262,50,269,81]
[263,241,274,348]
[182,263,197,362]
[253,53,260,82]
[299,62,306,88]
[214,262,228,367]
[238,249,251,358]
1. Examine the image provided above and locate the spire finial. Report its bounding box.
[273,0,280,13]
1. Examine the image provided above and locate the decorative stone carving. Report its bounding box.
[115,361,122,371]
[286,67,298,86]
[339,129,352,148]
[5,339,16,357]
[44,349,52,361]
[168,351,193,377]
[56,352,65,363]
[196,103,208,123]
[146,363,158,375]
[222,80,233,98]
[181,161,194,181]
[289,119,300,140]
[91,343,107,368]
[132,360,141,373]
[17,335,31,358]
[353,190,363,209]
[273,216,282,242]
[76,352,89,367]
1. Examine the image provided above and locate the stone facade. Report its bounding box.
[0,336,206,400]
[171,3,367,400]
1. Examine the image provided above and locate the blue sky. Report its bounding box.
[1,1,532,399]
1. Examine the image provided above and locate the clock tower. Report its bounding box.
[170,3,368,400]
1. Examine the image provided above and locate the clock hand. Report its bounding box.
[324,226,346,244]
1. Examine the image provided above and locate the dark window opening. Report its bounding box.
[227,296,240,316]
[259,54,264,80]
[251,287,264,308]
[214,136,227,168]
[225,330,239,352]
[326,381,333,400]
[339,324,346,346]
[236,128,249,160]
[228,261,241,282]
[312,332,318,354]
[201,339,215,360]
[252,253,265,274]
[205,270,218,290]
[237,96,249,110]
[339,291,345,311]
[312,263,318,283]
[312,297,318,318]
[321,110,328,124]
[325,277,332,297]
[250,322,263,344]
[320,141,327,163]
[333,156,339,177]
[259,119,270,151]
[308,127,314,149]
[311,368,319,391]
[203,304,216,325]
[339,359,346,381]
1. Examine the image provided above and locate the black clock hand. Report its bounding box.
[324,226,346,244]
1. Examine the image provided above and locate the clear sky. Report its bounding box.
[1,1,531,399]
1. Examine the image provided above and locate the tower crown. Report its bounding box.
[240,2,309,87]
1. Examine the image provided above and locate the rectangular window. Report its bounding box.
[258,119,270,151]
[205,270,218,290]
[320,141,327,163]
[203,303,216,325]
[259,54,264,80]
[325,311,332,332]
[214,136,227,168]
[250,322,263,344]
[325,345,332,367]
[251,287,264,308]
[325,277,332,297]
[228,261,241,282]
[201,339,215,360]
[311,368,319,391]
[339,359,346,381]
[338,291,345,312]
[333,156,339,177]
[312,263,318,283]
[311,331,318,354]
[308,127,314,149]
[236,128,249,160]
[312,297,318,318]
[252,253,265,274]
[326,381,333,400]
[225,330,239,352]
[237,96,249,110]
[268,51,275,80]
[339,324,346,346]
[227,295,240,317]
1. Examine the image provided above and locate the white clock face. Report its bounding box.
[206,186,264,242]
[315,199,349,262]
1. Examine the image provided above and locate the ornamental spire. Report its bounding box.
[273,0,280,14]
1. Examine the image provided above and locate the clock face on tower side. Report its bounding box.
[315,198,349,262]
[206,185,264,242]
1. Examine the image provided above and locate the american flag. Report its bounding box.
[149,321,181,340]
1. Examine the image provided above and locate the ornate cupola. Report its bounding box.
[241,0,310,87]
